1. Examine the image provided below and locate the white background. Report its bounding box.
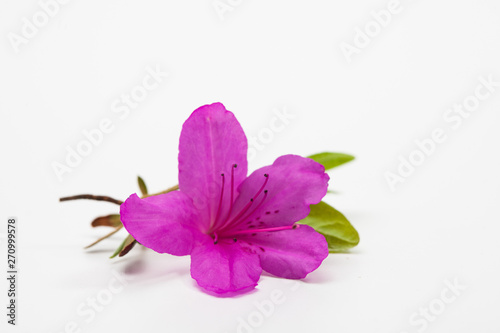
[1,0,500,332]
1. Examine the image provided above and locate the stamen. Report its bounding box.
[237,190,268,226]
[212,173,225,229]
[213,232,219,244]
[254,174,269,199]
[230,164,237,211]
[223,198,254,230]
[228,224,299,237]
[218,174,269,232]
[231,174,269,223]
[222,164,238,226]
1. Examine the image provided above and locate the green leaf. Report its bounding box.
[91,214,122,228]
[110,234,135,259]
[110,236,127,259]
[298,201,359,252]
[137,176,148,196]
[307,152,355,170]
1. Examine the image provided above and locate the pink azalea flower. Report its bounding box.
[120,103,330,295]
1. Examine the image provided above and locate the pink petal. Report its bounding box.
[190,236,262,294]
[243,224,329,279]
[178,103,248,232]
[120,192,202,256]
[226,155,329,230]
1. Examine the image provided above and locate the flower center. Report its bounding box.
[207,165,298,244]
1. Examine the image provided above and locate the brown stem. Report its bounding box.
[84,225,123,249]
[59,194,123,205]
[142,184,179,198]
